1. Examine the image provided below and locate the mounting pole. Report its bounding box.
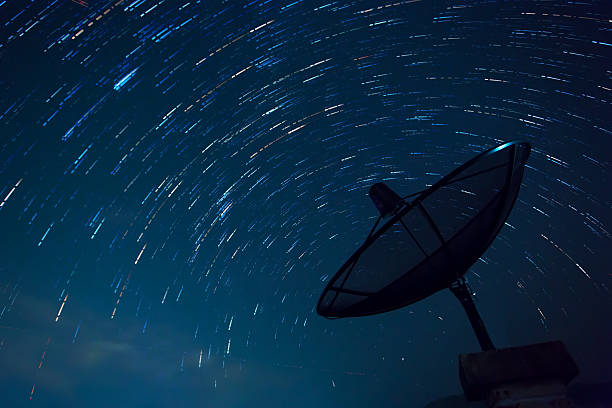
[450,278,495,351]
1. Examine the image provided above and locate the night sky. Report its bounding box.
[0,0,610,406]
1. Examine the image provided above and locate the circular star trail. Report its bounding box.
[0,0,610,406]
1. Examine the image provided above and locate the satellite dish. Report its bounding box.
[317,141,531,349]
[317,141,581,406]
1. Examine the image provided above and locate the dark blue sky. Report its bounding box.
[0,0,610,406]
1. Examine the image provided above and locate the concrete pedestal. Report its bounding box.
[458,341,579,407]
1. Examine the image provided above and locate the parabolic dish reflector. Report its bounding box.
[317,141,531,318]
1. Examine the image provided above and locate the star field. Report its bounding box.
[0,0,610,406]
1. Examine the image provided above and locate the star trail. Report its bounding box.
[0,0,610,406]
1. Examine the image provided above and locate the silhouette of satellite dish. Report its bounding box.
[317,141,582,405]
[317,141,530,349]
